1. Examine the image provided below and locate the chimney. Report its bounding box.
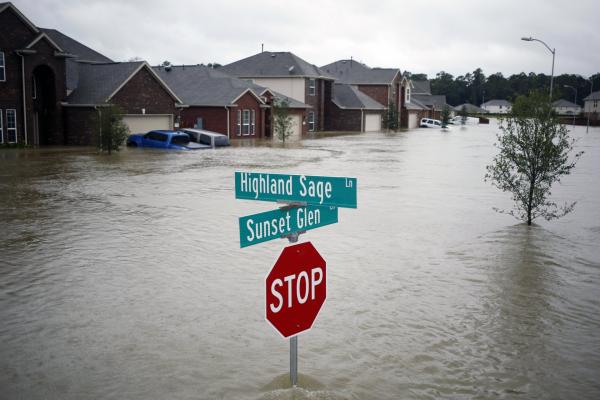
[261,43,264,53]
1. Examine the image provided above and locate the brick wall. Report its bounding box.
[357,85,389,107]
[327,104,362,131]
[111,67,177,115]
[64,107,97,145]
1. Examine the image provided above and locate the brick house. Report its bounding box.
[63,61,182,144]
[408,79,449,122]
[220,51,334,135]
[326,83,385,131]
[153,64,310,140]
[321,59,404,129]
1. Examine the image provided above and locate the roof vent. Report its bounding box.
[165,65,172,72]
[271,54,276,58]
[288,66,295,73]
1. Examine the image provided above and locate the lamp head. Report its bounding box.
[521,37,533,41]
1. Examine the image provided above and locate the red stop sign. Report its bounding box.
[265,241,326,338]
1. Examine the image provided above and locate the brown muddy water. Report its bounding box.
[1,121,599,399]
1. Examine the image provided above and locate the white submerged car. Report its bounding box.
[420,118,443,128]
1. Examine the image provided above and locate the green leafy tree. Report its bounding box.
[459,105,468,124]
[383,100,400,131]
[97,105,130,154]
[440,105,451,128]
[272,98,293,142]
[485,91,583,225]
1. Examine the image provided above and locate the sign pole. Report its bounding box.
[286,226,299,387]
[290,336,298,387]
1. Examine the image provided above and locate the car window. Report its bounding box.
[434,121,441,126]
[146,132,168,141]
[171,135,190,145]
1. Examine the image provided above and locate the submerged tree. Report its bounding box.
[458,105,468,125]
[485,91,583,225]
[97,105,130,154]
[272,98,293,142]
[383,100,400,131]
[440,105,451,128]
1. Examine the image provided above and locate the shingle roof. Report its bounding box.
[453,103,488,114]
[412,94,448,110]
[411,80,431,95]
[583,90,600,101]
[66,62,144,104]
[481,99,512,107]
[220,51,334,79]
[552,99,580,108]
[152,65,311,109]
[321,60,400,84]
[404,97,428,110]
[40,28,112,63]
[332,84,385,110]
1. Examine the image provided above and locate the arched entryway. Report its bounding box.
[32,65,57,145]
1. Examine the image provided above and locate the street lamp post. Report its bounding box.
[585,77,593,133]
[521,36,556,99]
[563,84,577,127]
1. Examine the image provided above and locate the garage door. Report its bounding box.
[408,112,418,129]
[274,114,302,141]
[365,114,381,132]
[123,114,172,135]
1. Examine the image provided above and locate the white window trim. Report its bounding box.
[0,51,5,82]
[242,109,251,136]
[7,109,17,143]
[405,86,411,103]
[251,109,256,135]
[308,79,316,96]
[0,109,3,144]
[237,110,241,136]
[308,111,315,132]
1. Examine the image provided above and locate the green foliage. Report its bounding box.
[97,105,130,154]
[272,98,293,142]
[429,70,600,106]
[383,100,400,131]
[485,91,583,225]
[440,105,451,128]
[459,105,468,124]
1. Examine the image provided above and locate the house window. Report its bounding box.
[0,110,3,143]
[7,109,17,143]
[251,110,256,134]
[405,86,411,103]
[242,110,250,135]
[0,52,5,82]
[594,100,598,108]
[237,110,242,136]
[308,111,315,131]
[308,79,316,96]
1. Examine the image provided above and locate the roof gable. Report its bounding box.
[332,83,385,110]
[0,2,39,35]
[40,28,112,63]
[25,32,63,52]
[66,62,181,105]
[221,51,333,79]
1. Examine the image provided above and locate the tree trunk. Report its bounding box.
[527,179,534,225]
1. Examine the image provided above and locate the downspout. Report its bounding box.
[18,52,28,145]
[361,108,365,132]
[224,106,230,139]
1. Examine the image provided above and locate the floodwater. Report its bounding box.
[1,121,599,399]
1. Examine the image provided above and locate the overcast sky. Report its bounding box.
[16,0,600,78]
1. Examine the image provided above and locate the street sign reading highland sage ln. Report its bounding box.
[239,205,338,247]
[235,172,357,208]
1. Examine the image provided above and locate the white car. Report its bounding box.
[180,128,230,148]
[420,118,442,128]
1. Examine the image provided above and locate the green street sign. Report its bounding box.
[239,205,338,248]
[235,172,357,208]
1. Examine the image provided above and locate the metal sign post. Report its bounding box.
[290,335,298,387]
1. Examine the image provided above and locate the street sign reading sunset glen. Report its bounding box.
[239,205,338,248]
[235,172,357,209]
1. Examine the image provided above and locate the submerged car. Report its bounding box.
[419,118,443,128]
[180,128,230,148]
[126,130,206,150]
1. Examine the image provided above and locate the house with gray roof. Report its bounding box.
[552,99,581,116]
[322,59,404,130]
[481,99,512,114]
[327,83,386,132]
[220,51,334,132]
[153,65,311,139]
[63,61,182,143]
[583,91,600,119]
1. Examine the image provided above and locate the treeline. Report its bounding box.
[406,69,600,107]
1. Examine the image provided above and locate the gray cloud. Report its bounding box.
[15,0,600,78]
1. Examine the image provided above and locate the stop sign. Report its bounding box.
[265,241,326,338]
